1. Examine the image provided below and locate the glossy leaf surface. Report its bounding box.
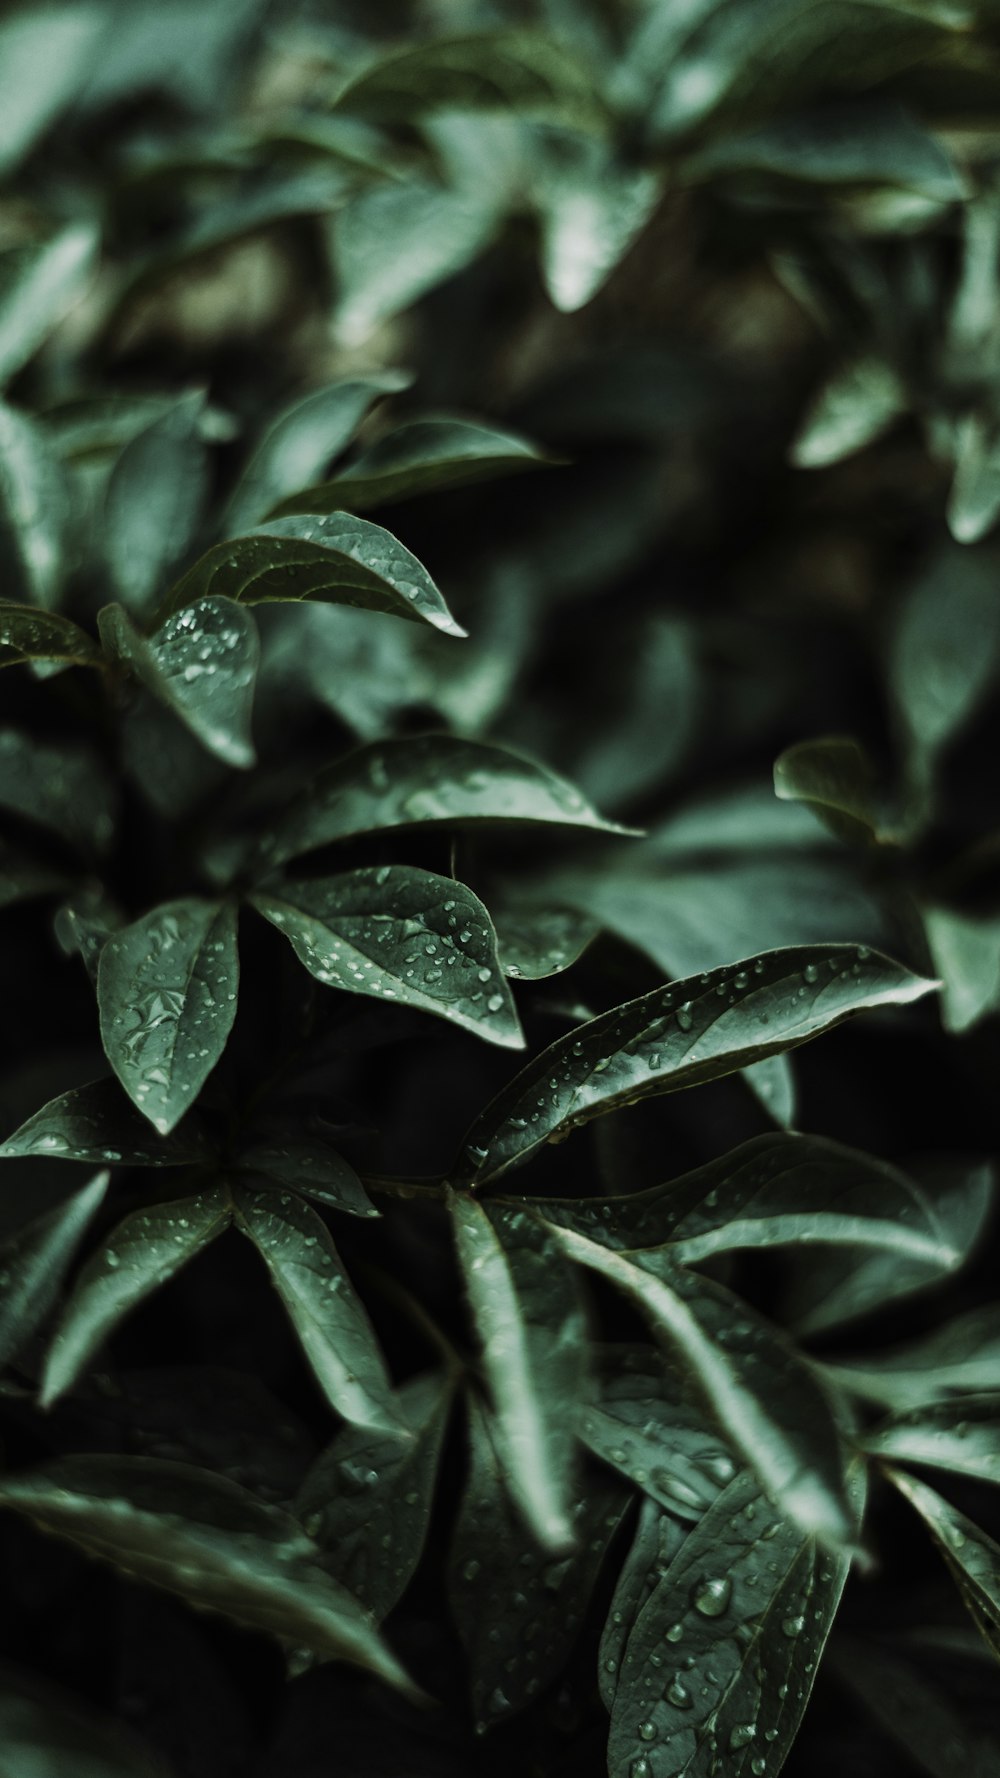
[268,416,552,515]
[0,1172,108,1371]
[0,1078,213,1167]
[99,598,259,770]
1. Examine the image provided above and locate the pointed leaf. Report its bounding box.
[827,1305,1000,1412]
[98,899,239,1135]
[295,1370,452,1619]
[890,1468,1000,1660]
[105,393,209,619]
[549,1227,853,1549]
[455,947,937,1187]
[268,416,553,516]
[329,179,501,346]
[866,1396,1000,1487]
[0,1454,416,1693]
[263,733,632,867]
[922,905,1000,1034]
[0,602,101,670]
[0,6,105,174]
[235,1122,377,1218]
[0,1172,108,1370]
[0,402,73,609]
[99,598,259,770]
[948,411,1000,544]
[580,1345,737,1521]
[225,372,412,533]
[790,355,907,468]
[0,728,117,854]
[449,1195,587,1549]
[0,223,97,387]
[609,1466,862,1778]
[599,1499,687,1709]
[774,734,888,844]
[233,1184,404,1434]
[162,512,465,636]
[251,867,523,1049]
[741,1052,797,1127]
[41,1186,232,1407]
[534,136,661,314]
[0,1078,213,1167]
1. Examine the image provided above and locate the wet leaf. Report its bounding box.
[866,1395,1000,1487]
[488,896,598,981]
[449,1194,586,1549]
[234,1123,377,1218]
[599,1498,687,1709]
[99,598,260,770]
[98,898,239,1135]
[0,1172,108,1371]
[41,1186,232,1407]
[233,1185,404,1434]
[580,1344,737,1521]
[0,1454,416,1693]
[890,1467,1000,1660]
[0,602,101,670]
[0,1078,214,1167]
[455,947,937,1187]
[268,416,553,515]
[0,224,98,387]
[105,393,209,620]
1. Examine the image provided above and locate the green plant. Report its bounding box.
[2,4,1000,1776]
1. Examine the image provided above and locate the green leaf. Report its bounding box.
[0,1657,169,1778]
[790,355,907,468]
[263,733,632,867]
[532,132,661,314]
[233,1184,404,1434]
[827,1305,1000,1411]
[105,393,209,619]
[454,947,937,1187]
[0,1078,214,1166]
[268,415,554,516]
[609,1465,861,1778]
[294,1370,452,1619]
[0,6,105,174]
[741,1052,797,1127]
[548,1228,854,1549]
[866,1395,1000,1486]
[332,31,599,124]
[448,1391,628,1734]
[224,372,411,533]
[99,598,260,770]
[599,1498,687,1709]
[922,905,1000,1033]
[0,402,73,609]
[250,867,523,1049]
[774,735,889,844]
[891,544,1000,784]
[0,1454,416,1693]
[580,1344,737,1521]
[826,1633,1000,1778]
[487,895,598,982]
[235,1122,378,1217]
[0,603,101,670]
[0,728,117,855]
[688,101,964,197]
[0,223,98,387]
[947,411,1000,545]
[40,1186,232,1407]
[97,898,240,1135]
[162,511,465,637]
[449,1194,586,1549]
[890,1467,1000,1660]
[0,1172,108,1371]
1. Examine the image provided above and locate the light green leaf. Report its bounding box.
[599,1498,687,1709]
[262,733,632,867]
[580,1344,737,1520]
[922,905,1000,1033]
[890,1467,1000,1660]
[224,372,411,532]
[40,1186,232,1407]
[549,1227,854,1549]
[0,1454,416,1694]
[294,1369,452,1619]
[774,734,889,844]
[0,1078,213,1167]
[448,1391,628,1734]
[866,1395,1000,1486]
[99,598,259,770]
[0,728,117,855]
[0,402,73,609]
[609,1466,861,1778]
[98,898,239,1135]
[329,180,501,346]
[105,392,209,619]
[0,223,98,386]
[333,31,599,124]
[449,1195,586,1549]
[0,1658,169,1778]
[235,1122,377,1218]
[233,1184,404,1434]
[0,6,104,173]
[251,867,523,1049]
[827,1304,1000,1411]
[268,415,553,515]
[741,1052,797,1127]
[162,511,465,637]
[0,1172,108,1371]
[533,131,661,313]
[0,603,101,670]
[455,947,936,1187]
[791,355,908,467]
[947,410,1000,544]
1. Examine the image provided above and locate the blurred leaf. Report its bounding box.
[41,1187,232,1407]
[329,180,501,346]
[0,1171,108,1371]
[827,1633,1000,1778]
[947,410,1000,544]
[333,31,600,125]
[0,729,117,854]
[791,354,907,467]
[0,1454,416,1692]
[528,129,661,313]
[97,899,239,1135]
[890,1467,1000,1660]
[0,6,105,173]
[0,842,73,910]
[866,1394,1000,1485]
[774,735,890,844]
[0,1078,213,1167]
[689,101,964,195]
[0,603,101,670]
[891,544,1000,786]
[0,403,73,609]
[269,415,553,515]
[454,947,936,1187]
[579,1343,736,1520]
[449,1194,586,1549]
[741,1051,797,1126]
[105,393,209,619]
[0,1658,169,1778]
[0,225,98,387]
[828,1304,1000,1410]
[100,598,259,770]
[922,904,1000,1032]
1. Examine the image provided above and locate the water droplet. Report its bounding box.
[691,1575,732,1618]
[637,1719,657,1742]
[781,1614,805,1639]
[666,1677,693,1710]
[664,1623,684,1643]
[729,1724,756,1751]
[676,1002,693,1032]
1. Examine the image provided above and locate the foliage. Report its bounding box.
[1,2,1000,1775]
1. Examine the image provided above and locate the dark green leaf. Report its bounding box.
[0,224,98,387]
[890,1468,1000,1660]
[294,1369,452,1619]
[0,728,117,854]
[689,101,963,197]
[449,1194,586,1549]
[0,1172,108,1371]
[455,947,936,1187]
[791,355,907,467]
[41,1186,232,1407]
[268,416,554,515]
[329,180,502,346]
[826,1633,1000,1778]
[0,402,73,609]
[0,1657,169,1778]
[234,1122,377,1217]
[0,841,73,910]
[891,545,1000,785]
[98,898,239,1135]
[866,1396,1000,1485]
[774,735,889,844]
[0,602,101,671]
[827,1305,1000,1411]
[532,132,661,314]
[488,895,598,981]
[233,1184,405,1433]
[0,1454,416,1693]
[105,393,209,619]
[251,867,523,1049]
[741,1052,797,1127]
[549,1228,854,1549]
[332,31,599,124]
[263,733,633,867]
[599,1498,687,1709]
[0,1078,214,1167]
[580,1344,737,1520]
[922,906,1000,1033]
[162,511,465,637]
[99,598,260,770]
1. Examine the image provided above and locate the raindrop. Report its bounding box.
[637,1719,657,1742]
[781,1614,805,1639]
[691,1575,732,1618]
[666,1677,693,1710]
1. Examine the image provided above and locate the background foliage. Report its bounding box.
[2,2,1000,1774]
